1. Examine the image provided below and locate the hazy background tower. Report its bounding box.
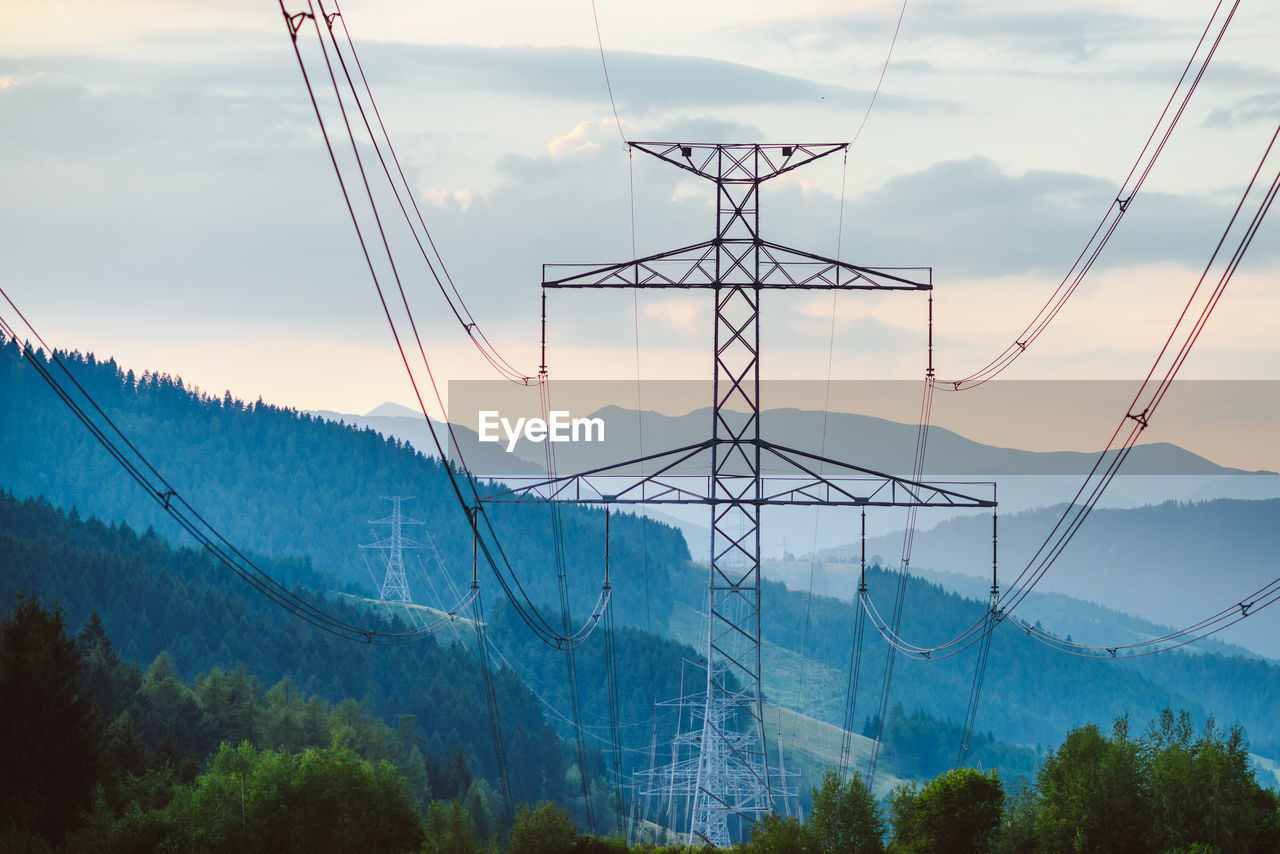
[361,496,425,603]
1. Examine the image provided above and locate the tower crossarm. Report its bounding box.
[628,141,848,183]
[474,439,994,509]
[757,440,996,507]
[543,240,930,292]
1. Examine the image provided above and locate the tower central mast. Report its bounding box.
[480,141,995,846]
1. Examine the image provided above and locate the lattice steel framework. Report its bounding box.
[361,496,425,603]
[479,142,995,847]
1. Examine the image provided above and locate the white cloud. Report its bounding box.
[1,1,1276,413]
[548,118,610,156]
[644,298,706,334]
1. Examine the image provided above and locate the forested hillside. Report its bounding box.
[712,563,1280,766]
[0,489,877,828]
[6,335,1280,816]
[0,491,570,812]
[0,338,689,633]
[862,498,1280,658]
[1,593,514,851]
[0,489,744,833]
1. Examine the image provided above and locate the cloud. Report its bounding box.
[3,33,1270,402]
[835,157,1250,277]
[359,141,1259,362]
[644,298,706,333]
[0,53,309,161]
[0,52,381,341]
[549,119,610,155]
[932,264,1280,384]
[754,2,1173,64]
[359,41,953,115]
[1205,92,1280,128]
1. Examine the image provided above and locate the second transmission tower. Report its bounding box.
[362,496,425,604]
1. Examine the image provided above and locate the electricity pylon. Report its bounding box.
[480,142,995,846]
[362,496,425,603]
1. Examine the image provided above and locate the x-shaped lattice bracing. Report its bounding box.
[482,142,993,846]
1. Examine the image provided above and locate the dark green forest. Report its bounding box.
[4,593,1277,852]
[0,486,748,827]
[0,492,572,810]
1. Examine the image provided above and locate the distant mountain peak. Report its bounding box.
[364,402,422,419]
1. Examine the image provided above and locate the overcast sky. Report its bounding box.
[2,0,1278,464]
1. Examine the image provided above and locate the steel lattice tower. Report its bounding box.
[361,496,425,603]
[479,142,995,846]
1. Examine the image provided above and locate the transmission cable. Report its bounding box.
[0,303,462,645]
[603,516,627,834]
[471,582,516,823]
[827,0,915,779]
[795,149,849,781]
[837,507,870,782]
[852,112,1280,663]
[936,0,1238,390]
[956,600,996,767]
[848,0,909,149]
[588,3,651,836]
[866,365,935,784]
[994,123,1280,660]
[998,120,1280,618]
[320,0,535,384]
[537,371,597,833]
[302,0,611,650]
[280,0,612,652]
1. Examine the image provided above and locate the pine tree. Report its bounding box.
[810,769,886,853]
[0,594,105,839]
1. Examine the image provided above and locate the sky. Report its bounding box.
[2,0,1279,466]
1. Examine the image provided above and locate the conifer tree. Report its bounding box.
[0,594,105,839]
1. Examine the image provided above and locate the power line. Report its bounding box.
[307,0,612,649]
[0,305,462,645]
[319,0,535,384]
[586,5,649,834]
[602,514,627,834]
[279,0,613,653]
[471,582,516,823]
[853,113,1280,664]
[999,121,1280,617]
[792,148,849,785]
[837,507,869,782]
[848,0,910,149]
[590,0,627,147]
[538,376,597,833]
[937,0,1239,390]
[866,370,936,784]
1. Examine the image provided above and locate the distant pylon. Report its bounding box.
[361,496,425,603]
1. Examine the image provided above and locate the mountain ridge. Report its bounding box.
[329,401,1273,477]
